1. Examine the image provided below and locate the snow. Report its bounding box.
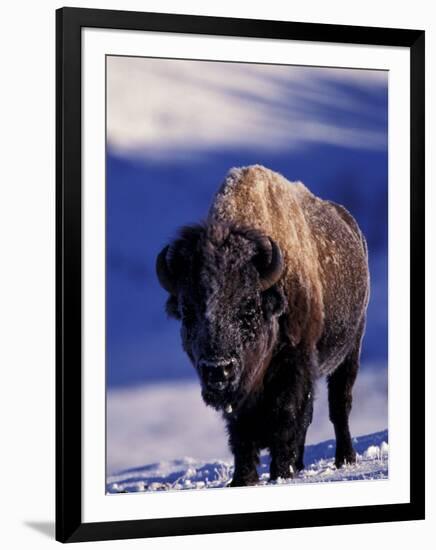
[107,430,388,494]
[107,365,387,474]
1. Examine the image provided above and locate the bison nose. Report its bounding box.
[198,359,234,390]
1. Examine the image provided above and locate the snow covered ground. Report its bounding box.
[107,365,388,474]
[107,430,388,493]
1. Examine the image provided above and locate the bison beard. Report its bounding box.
[156,165,369,486]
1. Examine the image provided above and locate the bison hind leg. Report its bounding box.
[327,319,365,469]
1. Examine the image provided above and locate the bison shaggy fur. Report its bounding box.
[156,165,369,486]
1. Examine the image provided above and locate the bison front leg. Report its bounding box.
[295,392,314,471]
[269,424,299,480]
[227,419,260,487]
[269,398,312,481]
[230,444,260,487]
[266,346,315,481]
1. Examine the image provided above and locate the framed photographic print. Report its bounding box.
[56,7,425,543]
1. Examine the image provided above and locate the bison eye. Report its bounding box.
[241,298,256,313]
[239,299,257,324]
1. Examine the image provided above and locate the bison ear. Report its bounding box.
[156,224,205,295]
[166,295,181,320]
[157,245,182,319]
[262,286,286,320]
[156,244,178,295]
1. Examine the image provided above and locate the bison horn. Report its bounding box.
[256,237,284,291]
[156,245,177,295]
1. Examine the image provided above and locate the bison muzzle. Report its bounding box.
[156,165,370,487]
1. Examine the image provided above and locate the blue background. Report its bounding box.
[106,62,388,389]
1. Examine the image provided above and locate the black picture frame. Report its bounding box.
[56,6,425,543]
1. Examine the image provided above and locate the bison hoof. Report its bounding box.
[269,463,295,481]
[335,449,356,469]
[229,472,259,487]
[295,460,305,472]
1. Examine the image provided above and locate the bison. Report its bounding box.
[156,165,369,486]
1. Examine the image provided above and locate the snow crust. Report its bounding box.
[107,430,388,494]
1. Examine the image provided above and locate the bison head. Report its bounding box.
[156,223,286,414]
